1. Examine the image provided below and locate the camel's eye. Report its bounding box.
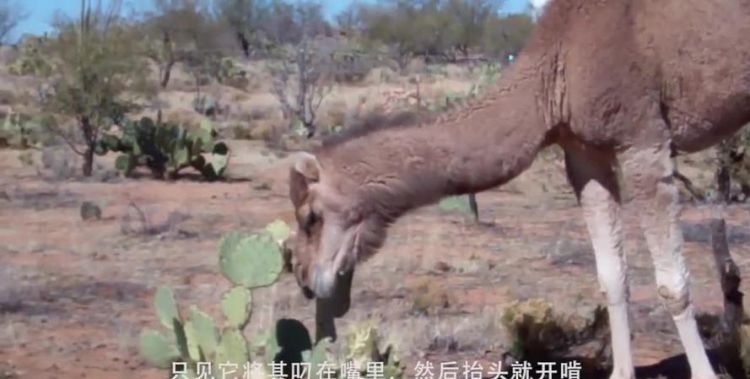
[303,211,320,236]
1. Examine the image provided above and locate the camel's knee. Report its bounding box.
[658,285,690,316]
[655,270,691,316]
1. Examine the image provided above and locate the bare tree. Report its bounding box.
[142,0,222,89]
[270,37,331,137]
[215,0,266,58]
[0,0,28,44]
[444,0,503,57]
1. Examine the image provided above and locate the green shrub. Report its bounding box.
[0,112,57,149]
[500,298,608,362]
[7,37,55,78]
[330,51,374,84]
[192,94,221,117]
[213,57,249,90]
[97,117,229,180]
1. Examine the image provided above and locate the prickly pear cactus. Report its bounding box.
[0,112,54,149]
[99,117,230,180]
[438,195,472,215]
[138,329,179,369]
[188,306,220,359]
[140,221,403,379]
[154,286,180,330]
[221,286,252,328]
[202,142,230,180]
[265,219,292,246]
[305,337,335,378]
[215,328,250,369]
[140,222,292,376]
[8,37,55,77]
[219,231,283,289]
[342,323,404,378]
[114,153,137,175]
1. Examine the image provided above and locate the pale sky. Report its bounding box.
[12,0,532,41]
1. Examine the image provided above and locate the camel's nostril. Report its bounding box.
[301,286,315,299]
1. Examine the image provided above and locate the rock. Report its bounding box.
[80,201,102,221]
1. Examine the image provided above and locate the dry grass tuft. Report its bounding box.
[500,298,609,362]
[410,276,453,316]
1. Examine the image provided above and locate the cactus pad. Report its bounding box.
[114,154,135,173]
[138,329,179,369]
[307,337,334,377]
[218,232,283,289]
[221,286,252,328]
[154,286,180,330]
[264,220,291,246]
[183,320,202,362]
[215,329,250,369]
[189,306,219,359]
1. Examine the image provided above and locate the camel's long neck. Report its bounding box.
[322,61,551,220]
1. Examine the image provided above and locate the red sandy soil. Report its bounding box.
[0,145,748,379]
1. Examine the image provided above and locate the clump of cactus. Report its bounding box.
[213,57,249,89]
[0,112,56,149]
[500,298,609,363]
[97,117,229,180]
[343,322,404,378]
[192,94,221,117]
[139,220,405,378]
[138,221,333,377]
[8,37,55,78]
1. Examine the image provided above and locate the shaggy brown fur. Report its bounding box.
[320,110,427,148]
[288,1,750,377]
[290,0,750,286]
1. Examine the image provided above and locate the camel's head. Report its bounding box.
[287,152,388,300]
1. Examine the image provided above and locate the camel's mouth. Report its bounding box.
[311,224,360,298]
[311,263,343,299]
[314,269,355,317]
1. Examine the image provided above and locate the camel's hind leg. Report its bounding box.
[621,140,717,379]
[564,143,634,379]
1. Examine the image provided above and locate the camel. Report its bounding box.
[286,0,750,378]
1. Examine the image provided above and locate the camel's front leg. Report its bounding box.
[564,144,634,379]
[621,142,717,379]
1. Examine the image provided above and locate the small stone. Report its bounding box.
[434,261,452,272]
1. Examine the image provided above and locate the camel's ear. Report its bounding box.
[293,152,321,182]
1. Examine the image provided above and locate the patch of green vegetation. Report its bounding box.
[500,298,609,362]
[438,195,473,215]
[98,117,229,180]
[7,37,55,78]
[0,112,57,149]
[139,220,405,378]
